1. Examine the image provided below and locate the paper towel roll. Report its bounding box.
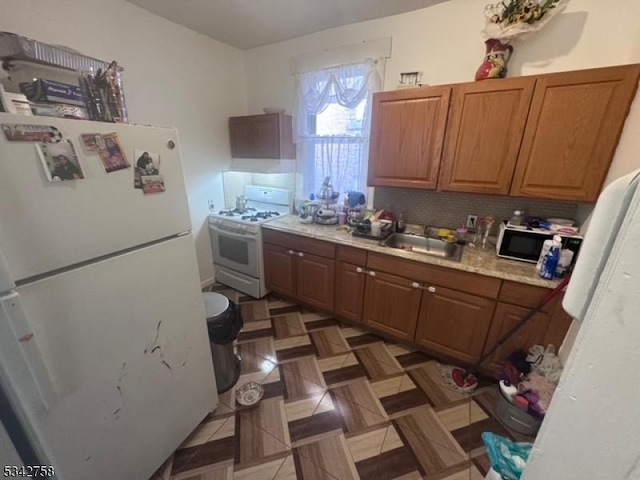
[316,209,336,217]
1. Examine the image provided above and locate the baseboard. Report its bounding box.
[201,276,216,289]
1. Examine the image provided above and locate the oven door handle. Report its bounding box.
[209,224,256,239]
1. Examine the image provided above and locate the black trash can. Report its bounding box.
[203,292,243,393]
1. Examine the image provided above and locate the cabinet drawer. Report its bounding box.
[366,253,500,299]
[262,229,335,259]
[499,281,554,313]
[337,245,367,265]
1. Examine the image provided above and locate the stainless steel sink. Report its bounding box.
[383,233,463,261]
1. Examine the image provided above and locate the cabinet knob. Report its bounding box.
[369,271,376,277]
[297,252,304,257]
[427,286,436,293]
[288,250,295,255]
[356,267,363,273]
[412,282,420,288]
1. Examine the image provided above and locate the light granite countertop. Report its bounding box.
[263,216,562,289]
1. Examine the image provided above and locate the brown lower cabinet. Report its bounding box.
[296,252,334,311]
[263,232,572,369]
[484,303,551,372]
[263,241,334,311]
[334,261,366,323]
[414,286,496,364]
[263,243,296,298]
[362,271,422,341]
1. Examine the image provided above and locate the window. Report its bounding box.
[295,60,380,198]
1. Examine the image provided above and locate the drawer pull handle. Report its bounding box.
[411,282,421,288]
[297,252,304,257]
[427,286,436,293]
[356,267,364,273]
[369,271,376,277]
[288,250,295,255]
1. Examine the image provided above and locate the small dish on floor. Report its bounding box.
[236,382,264,407]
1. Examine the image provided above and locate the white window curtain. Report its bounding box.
[295,59,381,198]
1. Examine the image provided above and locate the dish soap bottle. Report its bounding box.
[540,235,562,280]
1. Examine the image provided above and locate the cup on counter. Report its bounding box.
[455,227,468,244]
[371,221,382,237]
[338,211,346,225]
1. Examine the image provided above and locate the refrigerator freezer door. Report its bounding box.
[0,234,217,480]
[563,169,640,321]
[0,113,191,285]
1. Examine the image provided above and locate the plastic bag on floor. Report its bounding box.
[482,432,533,480]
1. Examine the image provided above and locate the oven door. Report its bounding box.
[497,228,553,263]
[209,224,259,278]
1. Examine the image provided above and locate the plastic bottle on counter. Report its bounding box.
[540,235,562,280]
[536,239,554,272]
[509,210,524,226]
[555,249,575,278]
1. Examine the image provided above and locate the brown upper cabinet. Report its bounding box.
[368,64,640,201]
[368,87,451,189]
[511,65,640,201]
[439,77,535,195]
[229,113,295,159]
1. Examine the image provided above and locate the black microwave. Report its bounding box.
[496,222,584,264]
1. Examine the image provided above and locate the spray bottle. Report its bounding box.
[540,235,562,280]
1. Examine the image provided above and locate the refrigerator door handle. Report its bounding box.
[1,292,58,409]
[0,248,15,293]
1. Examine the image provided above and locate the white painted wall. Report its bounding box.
[0,0,248,285]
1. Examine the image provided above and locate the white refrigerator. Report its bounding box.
[523,169,640,479]
[0,114,217,479]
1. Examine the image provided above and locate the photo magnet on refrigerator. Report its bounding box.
[2,123,62,143]
[80,133,105,153]
[134,149,161,190]
[141,175,165,194]
[97,133,130,173]
[36,140,85,181]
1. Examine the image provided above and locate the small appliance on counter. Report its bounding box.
[496,220,583,270]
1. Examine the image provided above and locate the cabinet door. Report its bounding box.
[229,116,254,158]
[362,271,422,340]
[439,78,535,194]
[415,286,495,364]
[263,243,296,298]
[334,262,366,323]
[252,114,281,158]
[483,302,551,372]
[368,87,451,189]
[511,65,640,201]
[296,252,335,311]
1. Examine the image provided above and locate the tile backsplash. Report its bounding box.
[374,187,580,230]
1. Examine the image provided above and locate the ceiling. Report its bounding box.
[127,0,447,50]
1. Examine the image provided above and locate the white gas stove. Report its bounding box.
[209,186,292,298]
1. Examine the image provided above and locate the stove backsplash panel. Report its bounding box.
[223,172,296,209]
